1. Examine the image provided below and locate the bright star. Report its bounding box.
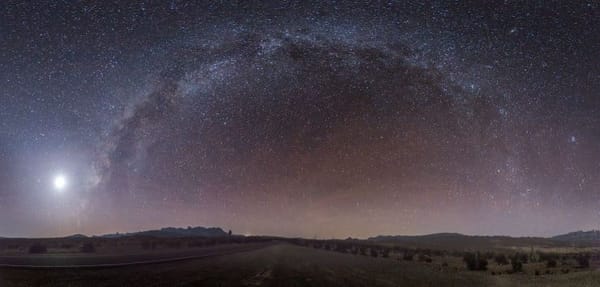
[53,175,67,191]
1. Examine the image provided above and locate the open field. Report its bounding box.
[2,243,600,286]
[0,242,271,268]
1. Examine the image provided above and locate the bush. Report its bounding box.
[517,253,528,263]
[403,252,414,261]
[28,243,47,254]
[418,254,432,262]
[546,259,557,268]
[142,240,157,250]
[539,252,557,262]
[494,254,509,265]
[334,244,347,253]
[370,248,379,257]
[463,252,488,271]
[511,259,523,273]
[80,242,96,253]
[577,255,590,268]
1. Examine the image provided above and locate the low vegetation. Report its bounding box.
[27,243,47,254]
[80,242,96,253]
[2,234,599,286]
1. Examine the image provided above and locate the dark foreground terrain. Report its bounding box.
[0,242,269,267]
[2,243,600,287]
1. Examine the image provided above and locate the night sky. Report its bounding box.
[1,1,599,238]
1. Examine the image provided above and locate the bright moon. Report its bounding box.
[53,175,67,191]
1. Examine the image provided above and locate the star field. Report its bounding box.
[1,1,599,238]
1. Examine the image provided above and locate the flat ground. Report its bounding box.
[0,242,269,267]
[1,243,599,287]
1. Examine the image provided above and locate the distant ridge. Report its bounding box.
[65,234,88,239]
[369,232,465,241]
[367,233,560,250]
[552,230,600,242]
[100,226,228,238]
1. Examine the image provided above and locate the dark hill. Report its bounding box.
[552,230,600,242]
[368,233,562,250]
[101,226,228,238]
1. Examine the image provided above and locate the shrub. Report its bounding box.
[403,252,414,261]
[539,252,557,262]
[142,240,156,250]
[166,241,182,249]
[511,259,523,273]
[494,254,509,265]
[418,254,432,263]
[463,252,488,271]
[370,248,379,257]
[517,253,528,263]
[188,240,204,248]
[334,244,347,253]
[80,242,96,253]
[577,255,590,268]
[28,243,47,254]
[546,259,557,268]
